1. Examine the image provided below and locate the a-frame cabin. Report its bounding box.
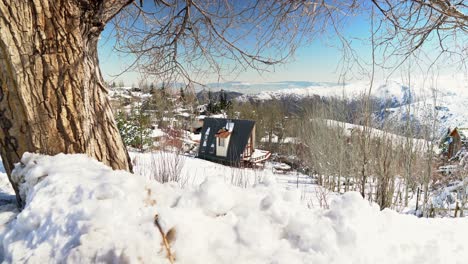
[198,118,270,166]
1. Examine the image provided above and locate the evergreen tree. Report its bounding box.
[219,89,227,110]
[218,89,232,113]
[207,90,217,114]
[160,82,167,97]
[115,105,152,151]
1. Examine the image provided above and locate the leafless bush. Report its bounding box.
[229,165,265,188]
[149,151,186,184]
[306,186,330,209]
[230,168,249,188]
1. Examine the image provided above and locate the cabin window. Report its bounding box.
[226,121,235,132]
[209,143,215,154]
[202,127,210,147]
[219,138,225,147]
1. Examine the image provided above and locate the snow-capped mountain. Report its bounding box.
[384,91,468,134]
[227,75,468,134]
[232,80,416,107]
[199,81,336,95]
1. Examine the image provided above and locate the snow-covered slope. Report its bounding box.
[237,80,416,106]
[385,91,468,133]
[201,81,333,95]
[236,74,468,133]
[325,119,430,151]
[1,153,468,263]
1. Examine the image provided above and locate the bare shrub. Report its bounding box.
[306,186,331,209]
[229,164,266,188]
[149,151,185,184]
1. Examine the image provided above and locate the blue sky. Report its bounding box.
[98,6,462,86]
[98,38,354,85]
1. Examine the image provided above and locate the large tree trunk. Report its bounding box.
[0,0,133,206]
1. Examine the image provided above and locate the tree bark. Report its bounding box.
[0,0,133,206]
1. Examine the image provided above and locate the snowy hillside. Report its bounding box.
[385,91,468,133]
[325,119,430,151]
[241,81,415,107]
[200,81,334,95]
[1,153,468,263]
[231,74,468,132]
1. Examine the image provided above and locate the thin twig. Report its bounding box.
[154,214,175,263]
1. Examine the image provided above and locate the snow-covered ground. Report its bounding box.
[0,169,17,262]
[131,152,333,208]
[109,87,152,99]
[0,153,468,263]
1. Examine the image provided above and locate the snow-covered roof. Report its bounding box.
[162,117,177,122]
[190,133,201,142]
[260,135,299,144]
[282,137,300,144]
[273,162,291,170]
[210,113,227,118]
[260,134,279,143]
[249,149,270,159]
[150,127,166,138]
[176,112,191,118]
[175,107,189,113]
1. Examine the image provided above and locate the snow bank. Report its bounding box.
[1,153,468,263]
[2,153,167,263]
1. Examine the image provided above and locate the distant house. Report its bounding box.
[197,104,207,114]
[442,127,467,158]
[260,134,301,145]
[190,115,205,134]
[198,118,271,166]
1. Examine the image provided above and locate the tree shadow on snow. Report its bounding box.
[0,193,15,207]
[0,161,16,207]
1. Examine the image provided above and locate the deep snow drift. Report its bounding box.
[0,153,467,263]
